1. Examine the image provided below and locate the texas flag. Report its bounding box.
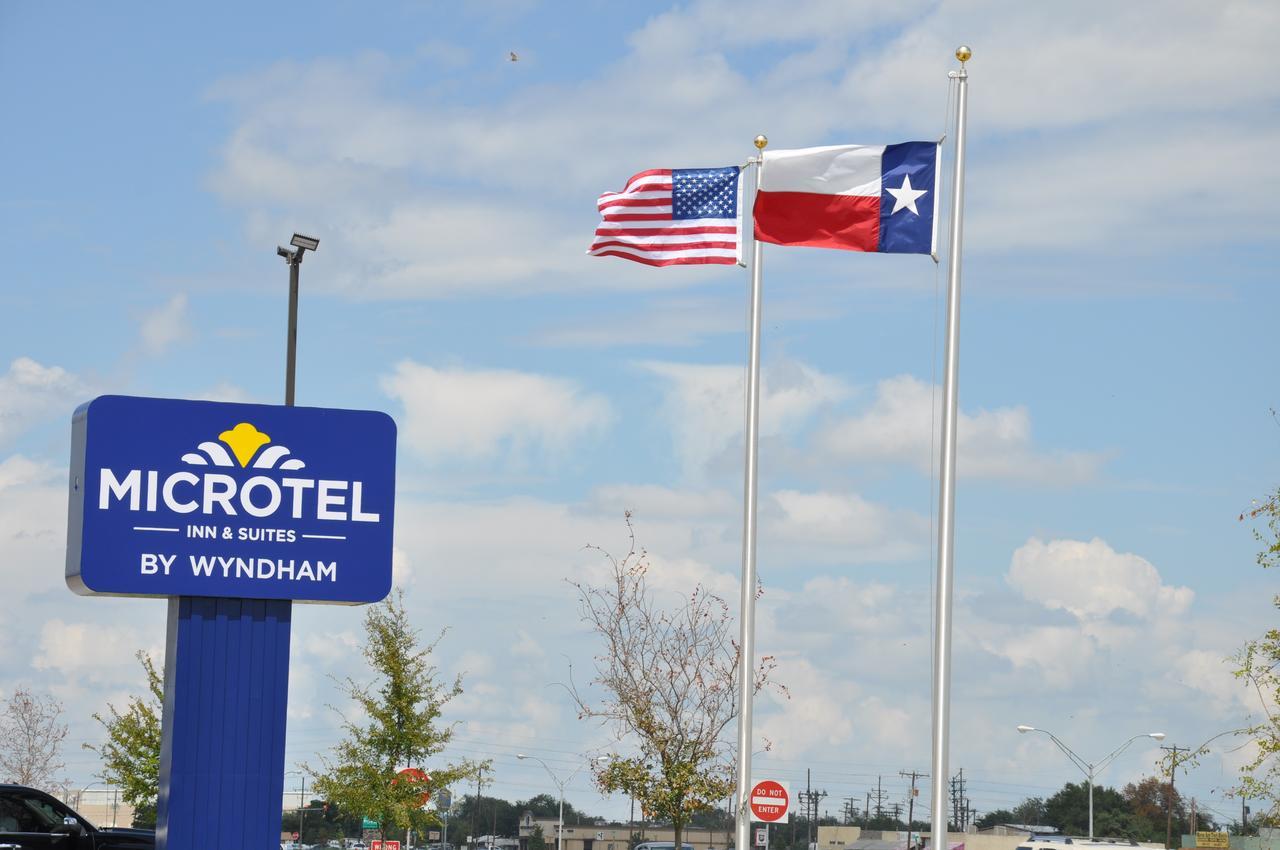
[753,142,940,255]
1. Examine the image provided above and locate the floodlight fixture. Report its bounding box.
[279,230,320,406]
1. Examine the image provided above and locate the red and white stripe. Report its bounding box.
[589,169,739,267]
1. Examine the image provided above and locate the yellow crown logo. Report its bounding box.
[179,423,306,470]
[218,423,271,468]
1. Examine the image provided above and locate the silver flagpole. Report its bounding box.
[734,133,768,850]
[929,45,970,850]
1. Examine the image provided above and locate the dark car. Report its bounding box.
[0,784,154,848]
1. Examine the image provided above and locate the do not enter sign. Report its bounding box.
[396,767,431,806]
[749,779,790,822]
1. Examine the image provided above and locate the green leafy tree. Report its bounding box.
[309,589,481,844]
[84,652,162,827]
[1011,797,1047,826]
[518,793,574,820]
[1043,782,1143,839]
[529,824,547,850]
[976,809,1016,829]
[1235,487,1280,823]
[569,514,780,850]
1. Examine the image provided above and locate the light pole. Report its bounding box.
[517,754,609,850]
[76,782,99,814]
[286,770,308,844]
[276,232,319,406]
[1017,725,1165,840]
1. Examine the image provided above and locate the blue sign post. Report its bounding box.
[68,395,396,848]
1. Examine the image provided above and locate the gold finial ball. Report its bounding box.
[754,134,768,150]
[955,45,972,63]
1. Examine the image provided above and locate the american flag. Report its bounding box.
[588,166,741,266]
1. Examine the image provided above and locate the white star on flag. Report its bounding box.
[885,173,927,216]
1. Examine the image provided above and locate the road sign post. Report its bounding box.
[749,780,791,823]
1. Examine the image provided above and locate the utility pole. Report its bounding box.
[948,770,966,830]
[871,776,887,820]
[798,771,829,850]
[491,778,499,850]
[298,773,307,844]
[1161,745,1189,850]
[865,793,872,828]
[899,771,926,837]
[806,769,813,850]
[472,764,484,850]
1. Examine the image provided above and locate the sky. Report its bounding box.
[1,0,1278,830]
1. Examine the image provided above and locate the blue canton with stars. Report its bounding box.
[672,167,739,220]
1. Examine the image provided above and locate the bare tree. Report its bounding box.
[0,688,69,789]
[569,513,781,850]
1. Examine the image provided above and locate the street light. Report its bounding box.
[517,754,610,850]
[1017,725,1165,840]
[276,232,319,406]
[286,770,309,843]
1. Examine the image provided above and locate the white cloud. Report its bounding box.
[392,546,413,588]
[643,358,848,478]
[203,0,1280,298]
[32,619,160,684]
[832,0,1279,134]
[0,358,84,447]
[138,294,191,355]
[193,381,253,403]
[509,629,545,660]
[1007,537,1195,621]
[1169,648,1253,719]
[983,624,1100,689]
[756,657,916,757]
[818,374,1104,484]
[766,489,928,563]
[0,456,68,602]
[382,361,612,462]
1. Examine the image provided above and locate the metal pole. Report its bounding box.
[303,774,309,844]
[558,786,565,850]
[285,257,300,406]
[734,135,768,850]
[806,770,813,850]
[472,765,482,850]
[929,46,969,850]
[1087,766,1094,840]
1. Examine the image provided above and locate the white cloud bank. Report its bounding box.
[643,358,849,478]
[0,358,84,447]
[1007,537,1194,621]
[382,360,612,463]
[203,0,1280,298]
[819,374,1105,484]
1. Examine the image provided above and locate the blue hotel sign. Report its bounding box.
[67,395,397,604]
